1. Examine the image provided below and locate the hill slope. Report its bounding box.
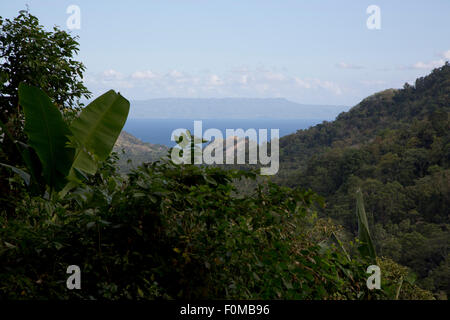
[277,63,450,298]
[279,64,449,176]
[113,131,168,171]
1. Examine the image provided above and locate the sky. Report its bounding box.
[1,0,449,106]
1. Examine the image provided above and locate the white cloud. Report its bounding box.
[87,67,346,103]
[294,77,342,95]
[264,71,287,81]
[360,80,387,86]
[98,69,133,89]
[441,50,450,60]
[410,51,449,70]
[336,62,364,70]
[102,69,123,79]
[294,77,311,89]
[208,74,223,86]
[169,70,184,78]
[317,80,343,95]
[131,70,157,80]
[238,74,249,85]
[411,59,445,70]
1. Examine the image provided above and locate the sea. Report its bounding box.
[123,118,324,146]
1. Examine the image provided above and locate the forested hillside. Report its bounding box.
[277,64,450,298]
[0,11,443,301]
[1,11,418,301]
[113,131,168,172]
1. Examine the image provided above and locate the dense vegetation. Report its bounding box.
[0,10,91,213]
[0,11,441,300]
[0,154,387,299]
[277,64,450,298]
[0,79,393,299]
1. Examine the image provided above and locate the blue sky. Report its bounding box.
[1,0,449,106]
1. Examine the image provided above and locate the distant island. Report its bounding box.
[128,98,349,120]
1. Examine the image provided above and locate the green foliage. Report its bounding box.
[0,10,90,118]
[3,85,129,195]
[0,9,441,302]
[0,10,91,212]
[171,129,207,165]
[69,90,130,176]
[378,257,435,300]
[277,63,450,297]
[0,159,382,300]
[355,189,376,263]
[112,131,168,172]
[19,83,74,191]
[0,163,30,186]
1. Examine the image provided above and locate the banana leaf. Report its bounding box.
[18,83,74,191]
[69,90,129,175]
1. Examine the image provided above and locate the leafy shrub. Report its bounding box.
[0,158,381,300]
[377,257,435,300]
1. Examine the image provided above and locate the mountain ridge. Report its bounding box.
[276,63,450,297]
[128,97,348,120]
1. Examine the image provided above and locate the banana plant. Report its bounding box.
[355,188,377,263]
[0,83,129,197]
